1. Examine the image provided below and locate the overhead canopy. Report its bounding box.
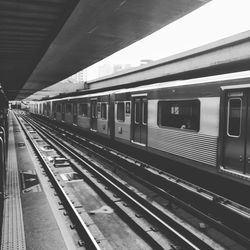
[0,0,210,100]
[0,85,8,108]
[0,0,79,100]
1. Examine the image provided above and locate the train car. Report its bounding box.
[0,86,8,216]
[30,70,250,183]
[113,71,250,180]
[114,79,218,173]
[50,91,113,137]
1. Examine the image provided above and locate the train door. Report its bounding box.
[73,103,77,125]
[90,99,97,131]
[223,89,250,174]
[132,96,147,145]
[62,103,65,121]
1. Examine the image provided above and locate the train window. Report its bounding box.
[97,103,101,113]
[142,101,147,124]
[117,102,125,122]
[79,103,88,117]
[43,103,47,115]
[91,102,97,118]
[66,103,71,113]
[52,103,55,112]
[52,103,56,117]
[158,100,200,131]
[101,103,107,120]
[47,102,51,115]
[227,98,241,137]
[135,101,140,124]
[126,102,130,114]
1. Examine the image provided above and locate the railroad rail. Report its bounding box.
[16,113,102,249]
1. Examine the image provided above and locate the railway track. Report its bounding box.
[29,113,250,245]
[18,112,250,249]
[16,114,102,250]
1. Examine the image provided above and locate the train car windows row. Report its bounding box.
[101,103,107,120]
[117,102,125,122]
[158,100,200,131]
[227,98,242,137]
[79,103,88,117]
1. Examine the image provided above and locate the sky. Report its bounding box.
[84,0,250,81]
[27,0,250,100]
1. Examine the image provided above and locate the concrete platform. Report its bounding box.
[0,112,71,250]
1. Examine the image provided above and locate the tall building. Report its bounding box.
[75,70,85,83]
[98,64,113,77]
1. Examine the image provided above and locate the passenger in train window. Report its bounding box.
[180,119,193,130]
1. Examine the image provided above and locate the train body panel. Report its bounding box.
[65,112,73,124]
[199,98,220,136]
[97,115,109,135]
[56,112,62,122]
[146,99,218,167]
[77,116,90,130]
[30,71,250,184]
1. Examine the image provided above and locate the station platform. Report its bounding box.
[0,112,74,250]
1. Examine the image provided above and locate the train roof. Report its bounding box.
[113,70,250,95]
[33,70,250,103]
[42,90,115,103]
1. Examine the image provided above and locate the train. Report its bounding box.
[0,85,8,229]
[0,85,8,179]
[29,70,250,185]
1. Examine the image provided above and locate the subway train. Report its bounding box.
[0,86,8,222]
[0,86,8,174]
[29,70,250,184]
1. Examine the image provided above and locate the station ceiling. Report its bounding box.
[0,0,210,100]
